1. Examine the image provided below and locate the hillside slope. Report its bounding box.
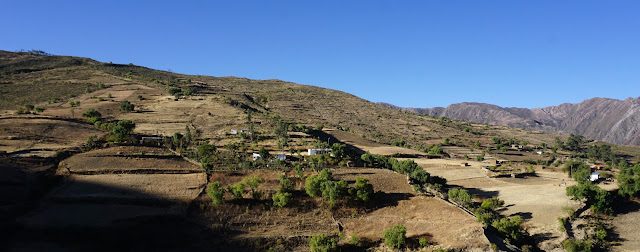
[0,50,569,149]
[380,97,640,146]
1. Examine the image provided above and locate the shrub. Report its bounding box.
[476,152,485,161]
[168,87,182,96]
[349,234,360,245]
[272,191,292,208]
[562,238,592,252]
[24,104,34,111]
[119,100,134,112]
[383,224,407,249]
[419,237,430,247]
[34,106,44,113]
[206,182,225,206]
[137,95,144,100]
[306,175,322,197]
[309,234,336,252]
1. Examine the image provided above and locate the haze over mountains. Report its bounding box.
[380,97,640,146]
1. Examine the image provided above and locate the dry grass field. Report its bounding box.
[52,173,206,203]
[61,146,200,173]
[0,118,104,156]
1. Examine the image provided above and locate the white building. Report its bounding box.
[230,129,238,135]
[252,153,261,161]
[276,154,286,160]
[308,148,331,155]
[590,172,600,182]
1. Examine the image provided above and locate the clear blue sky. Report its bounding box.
[2,1,639,108]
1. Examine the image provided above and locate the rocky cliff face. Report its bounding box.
[379,97,640,145]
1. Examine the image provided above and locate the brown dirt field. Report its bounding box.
[0,118,104,155]
[415,157,577,249]
[61,146,200,173]
[52,173,206,202]
[19,203,175,228]
[341,196,489,250]
[332,168,415,194]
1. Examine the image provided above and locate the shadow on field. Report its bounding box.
[508,211,533,221]
[372,192,414,209]
[0,153,277,252]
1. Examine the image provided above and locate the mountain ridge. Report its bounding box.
[379,96,640,146]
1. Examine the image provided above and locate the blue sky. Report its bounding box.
[2,1,639,108]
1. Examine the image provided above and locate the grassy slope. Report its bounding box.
[1,50,635,160]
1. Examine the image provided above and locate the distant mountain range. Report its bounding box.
[379,97,640,146]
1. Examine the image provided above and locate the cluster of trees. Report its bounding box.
[16,104,44,114]
[617,163,640,198]
[305,169,374,207]
[448,187,526,244]
[81,109,135,142]
[563,161,613,214]
[360,153,446,191]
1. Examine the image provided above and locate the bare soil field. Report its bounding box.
[0,118,104,155]
[52,173,206,203]
[415,157,577,249]
[61,146,200,173]
[324,129,426,156]
[341,196,489,250]
[332,168,415,194]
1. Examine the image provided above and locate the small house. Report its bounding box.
[276,154,286,160]
[230,129,238,135]
[308,148,331,156]
[252,153,261,161]
[536,151,543,155]
[590,172,600,182]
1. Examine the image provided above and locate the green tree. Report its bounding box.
[305,175,322,197]
[492,216,523,241]
[206,182,225,206]
[227,182,245,200]
[309,234,336,252]
[111,120,135,141]
[278,175,295,192]
[241,175,265,200]
[382,224,407,249]
[82,109,102,123]
[272,191,292,208]
[355,178,374,202]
